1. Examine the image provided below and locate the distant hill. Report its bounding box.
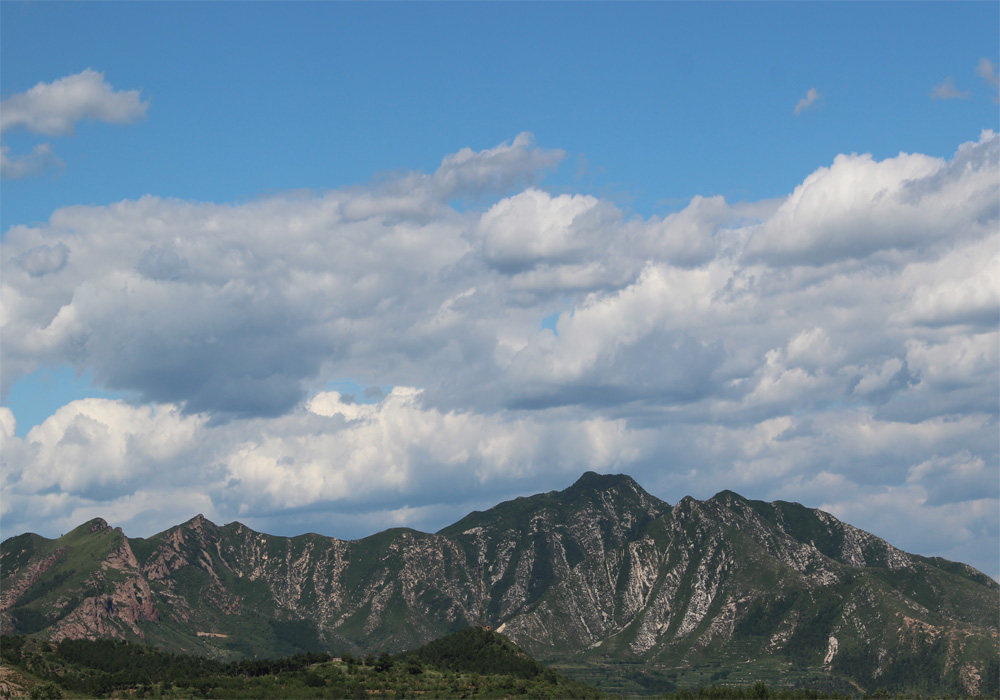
[2,472,997,695]
[400,626,553,680]
[0,629,602,698]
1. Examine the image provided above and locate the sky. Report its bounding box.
[1,3,998,580]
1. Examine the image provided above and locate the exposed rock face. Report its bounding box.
[0,547,66,612]
[49,569,160,641]
[1,521,161,644]
[0,664,31,698]
[2,473,997,695]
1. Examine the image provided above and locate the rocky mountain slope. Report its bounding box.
[2,472,997,695]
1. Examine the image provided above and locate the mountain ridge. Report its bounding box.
[2,471,997,695]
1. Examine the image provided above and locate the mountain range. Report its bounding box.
[2,472,997,695]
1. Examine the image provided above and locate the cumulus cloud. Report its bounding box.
[0,69,149,136]
[794,87,821,115]
[13,399,206,497]
[0,407,16,442]
[431,132,565,200]
[0,392,638,539]
[744,131,998,265]
[477,189,603,272]
[339,133,565,223]
[931,76,970,100]
[0,69,149,179]
[1,132,997,577]
[641,195,735,268]
[503,264,728,409]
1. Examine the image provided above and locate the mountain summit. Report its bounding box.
[2,473,997,695]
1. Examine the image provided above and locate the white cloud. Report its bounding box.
[905,333,998,392]
[785,327,841,370]
[794,87,820,115]
[976,58,999,86]
[221,387,637,511]
[8,399,206,497]
[907,451,994,504]
[0,407,16,442]
[892,236,999,329]
[15,243,70,277]
[819,486,998,573]
[642,195,734,268]
[1,69,149,137]
[741,348,833,410]
[431,132,565,200]
[976,57,1000,103]
[0,143,64,180]
[1,132,997,578]
[744,131,998,266]
[503,263,728,409]
[931,76,970,100]
[852,357,904,397]
[478,188,602,271]
[0,391,639,537]
[1,69,149,179]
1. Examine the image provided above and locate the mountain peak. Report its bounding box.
[708,489,747,507]
[439,472,664,538]
[559,471,666,511]
[566,471,639,494]
[63,517,110,539]
[88,517,110,532]
[558,471,667,524]
[184,513,212,529]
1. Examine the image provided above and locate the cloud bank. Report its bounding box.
[1,132,997,577]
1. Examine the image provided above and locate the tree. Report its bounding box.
[28,683,63,700]
[375,651,392,673]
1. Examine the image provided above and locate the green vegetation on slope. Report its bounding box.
[4,631,992,699]
[399,626,554,679]
[1,521,127,638]
[0,630,601,699]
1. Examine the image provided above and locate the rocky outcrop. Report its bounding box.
[48,570,160,642]
[0,547,66,611]
[2,522,160,644]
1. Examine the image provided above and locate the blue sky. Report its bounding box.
[1,2,998,579]
[4,2,995,224]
